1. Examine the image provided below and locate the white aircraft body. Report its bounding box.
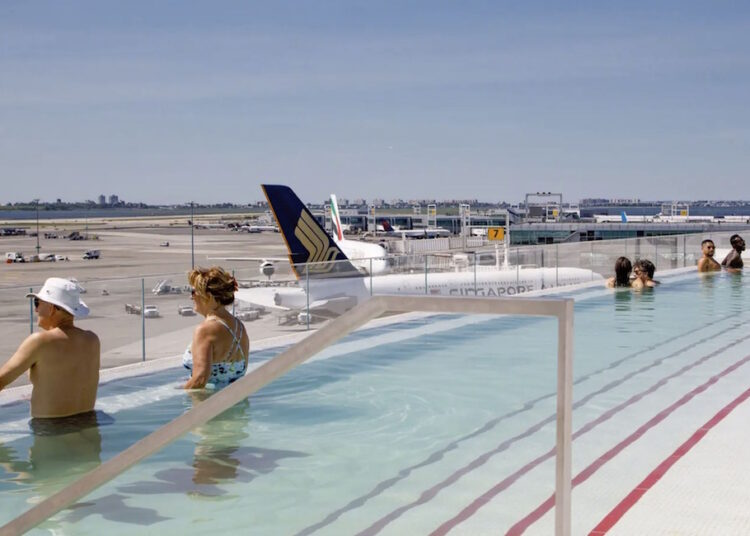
[233,185,603,316]
[379,219,451,238]
[330,194,388,275]
[193,222,225,229]
[237,266,600,316]
[240,224,279,233]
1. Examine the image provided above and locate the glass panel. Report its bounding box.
[27,311,561,534]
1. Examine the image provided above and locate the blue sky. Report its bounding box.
[1,1,749,204]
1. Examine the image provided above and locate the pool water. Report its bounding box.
[1,271,748,535]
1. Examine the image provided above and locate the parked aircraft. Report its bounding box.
[234,184,602,317]
[192,222,226,229]
[239,224,279,233]
[213,195,386,278]
[379,219,451,238]
[330,194,388,274]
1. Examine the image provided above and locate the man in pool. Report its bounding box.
[0,278,100,418]
[721,234,745,272]
[697,239,722,273]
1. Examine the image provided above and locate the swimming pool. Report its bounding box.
[1,270,748,535]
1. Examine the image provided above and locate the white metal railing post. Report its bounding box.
[370,258,373,296]
[556,299,574,536]
[306,264,310,330]
[424,255,428,294]
[473,252,477,293]
[29,288,34,334]
[683,235,687,267]
[232,269,236,316]
[141,279,145,362]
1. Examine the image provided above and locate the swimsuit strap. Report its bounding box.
[208,316,247,361]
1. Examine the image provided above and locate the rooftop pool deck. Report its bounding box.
[1,268,748,535]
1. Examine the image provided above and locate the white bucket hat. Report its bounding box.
[26,277,90,318]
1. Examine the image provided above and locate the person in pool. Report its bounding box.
[183,267,249,389]
[0,278,100,418]
[721,234,745,272]
[606,256,633,288]
[632,259,659,288]
[697,239,721,273]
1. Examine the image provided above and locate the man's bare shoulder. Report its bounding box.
[698,257,720,272]
[43,326,100,347]
[30,329,61,344]
[80,328,100,345]
[69,327,100,347]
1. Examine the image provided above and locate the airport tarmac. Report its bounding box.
[0,222,309,388]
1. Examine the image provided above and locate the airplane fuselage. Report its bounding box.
[293,266,601,311]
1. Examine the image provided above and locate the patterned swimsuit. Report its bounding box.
[183,316,248,385]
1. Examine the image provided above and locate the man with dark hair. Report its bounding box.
[698,239,721,272]
[0,278,100,418]
[721,234,745,271]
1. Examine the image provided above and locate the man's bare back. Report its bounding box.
[0,278,100,418]
[28,327,100,417]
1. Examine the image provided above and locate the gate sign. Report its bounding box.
[488,227,505,241]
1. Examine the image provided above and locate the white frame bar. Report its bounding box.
[0,295,574,536]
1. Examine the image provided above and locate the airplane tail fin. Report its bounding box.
[621,211,628,223]
[330,194,344,243]
[262,185,359,279]
[380,219,394,232]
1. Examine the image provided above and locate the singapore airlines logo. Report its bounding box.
[294,210,340,273]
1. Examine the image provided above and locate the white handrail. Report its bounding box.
[0,295,574,536]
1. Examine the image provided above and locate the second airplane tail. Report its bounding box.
[262,185,360,279]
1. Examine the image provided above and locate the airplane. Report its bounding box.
[191,222,226,229]
[329,195,352,234]
[234,184,603,317]
[379,219,451,238]
[214,195,387,278]
[206,256,286,280]
[239,224,279,233]
[329,194,388,275]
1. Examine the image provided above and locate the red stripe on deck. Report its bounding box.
[589,385,750,535]
[503,352,750,535]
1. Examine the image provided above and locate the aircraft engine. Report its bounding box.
[260,260,275,279]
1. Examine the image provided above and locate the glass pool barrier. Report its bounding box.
[0,294,575,536]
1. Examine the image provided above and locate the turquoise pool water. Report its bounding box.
[1,271,748,535]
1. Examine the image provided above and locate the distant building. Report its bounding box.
[98,195,106,206]
[109,194,119,205]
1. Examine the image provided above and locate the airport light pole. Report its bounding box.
[190,201,195,269]
[35,199,40,254]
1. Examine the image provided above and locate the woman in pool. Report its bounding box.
[183,267,249,389]
[606,256,633,288]
[632,258,658,289]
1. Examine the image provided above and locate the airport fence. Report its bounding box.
[0,231,738,378]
